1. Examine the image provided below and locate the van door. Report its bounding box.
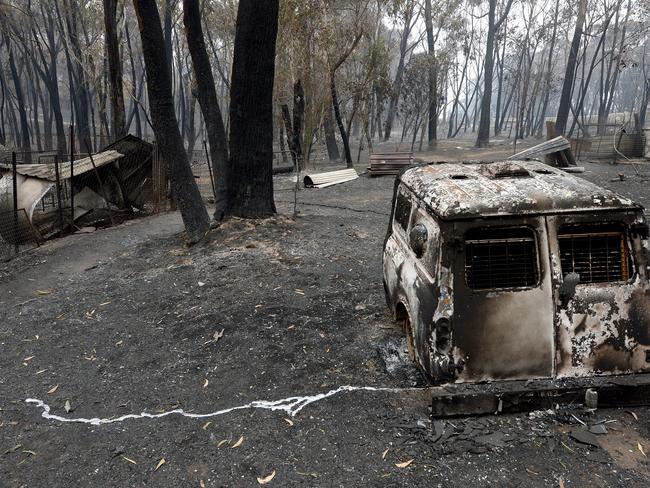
[547,215,650,377]
[452,219,555,381]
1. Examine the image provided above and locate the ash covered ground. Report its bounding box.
[1,152,650,487]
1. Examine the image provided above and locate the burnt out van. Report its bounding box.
[383,160,650,384]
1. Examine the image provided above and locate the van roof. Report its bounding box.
[399,160,641,220]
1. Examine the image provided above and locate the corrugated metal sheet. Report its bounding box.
[0,150,124,181]
[303,168,358,188]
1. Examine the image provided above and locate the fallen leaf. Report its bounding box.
[23,356,34,361]
[198,281,206,287]
[284,418,294,427]
[559,478,565,488]
[639,442,646,457]
[628,411,639,421]
[22,450,36,456]
[257,470,276,484]
[382,448,389,460]
[203,379,209,388]
[64,400,72,413]
[231,436,244,448]
[200,481,206,488]
[47,384,59,394]
[115,340,123,346]
[122,456,137,465]
[36,289,53,295]
[296,472,318,478]
[202,421,212,430]
[395,459,414,468]
[4,444,22,454]
[213,329,225,342]
[155,458,166,471]
[217,439,229,448]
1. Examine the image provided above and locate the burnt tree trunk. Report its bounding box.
[476,0,514,148]
[555,0,586,135]
[424,0,437,147]
[133,0,209,243]
[183,0,230,220]
[330,74,353,168]
[324,104,341,161]
[7,43,31,159]
[103,0,126,140]
[227,0,279,217]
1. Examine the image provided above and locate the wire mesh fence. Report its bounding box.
[0,208,40,261]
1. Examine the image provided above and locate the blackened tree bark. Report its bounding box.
[59,0,92,151]
[555,0,587,135]
[227,0,279,217]
[323,106,341,161]
[383,2,417,141]
[7,42,31,160]
[103,0,126,140]
[183,0,230,220]
[424,0,437,147]
[280,80,304,169]
[330,32,362,168]
[330,74,353,168]
[280,80,305,170]
[475,0,514,148]
[133,0,209,243]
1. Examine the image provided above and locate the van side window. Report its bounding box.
[465,227,539,289]
[558,225,632,283]
[394,192,412,232]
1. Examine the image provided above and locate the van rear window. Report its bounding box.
[465,228,539,289]
[558,226,631,283]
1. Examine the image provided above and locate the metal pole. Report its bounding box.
[69,125,74,225]
[53,155,64,233]
[202,139,217,201]
[84,138,115,225]
[11,152,19,254]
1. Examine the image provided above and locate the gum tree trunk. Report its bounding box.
[555,0,587,135]
[103,0,126,140]
[183,0,230,220]
[226,0,279,217]
[133,0,209,243]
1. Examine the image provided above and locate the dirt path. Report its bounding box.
[1,157,650,486]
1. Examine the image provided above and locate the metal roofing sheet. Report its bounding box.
[0,150,124,181]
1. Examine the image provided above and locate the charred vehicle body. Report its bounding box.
[383,161,650,385]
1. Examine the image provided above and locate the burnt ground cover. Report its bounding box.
[1,151,650,487]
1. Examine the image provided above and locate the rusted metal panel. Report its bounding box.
[548,213,650,378]
[450,218,556,382]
